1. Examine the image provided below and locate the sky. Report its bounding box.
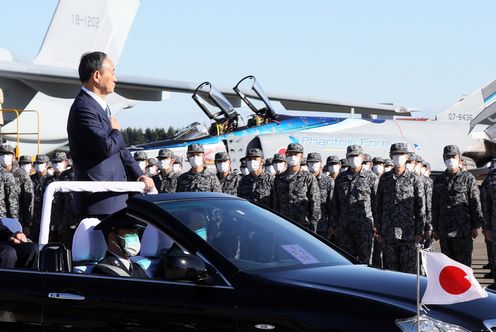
[2,0,496,130]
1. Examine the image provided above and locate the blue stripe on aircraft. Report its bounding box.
[484,91,496,105]
[141,116,385,150]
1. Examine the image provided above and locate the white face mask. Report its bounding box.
[301,165,308,172]
[406,163,415,172]
[35,163,46,174]
[0,154,13,167]
[189,156,203,169]
[173,164,181,173]
[384,166,393,172]
[287,155,300,167]
[265,165,276,175]
[421,168,429,177]
[340,167,349,173]
[53,162,66,174]
[347,156,363,168]
[392,155,407,168]
[308,162,321,174]
[240,167,249,176]
[247,160,260,173]
[47,168,55,176]
[21,164,32,174]
[216,162,230,173]
[138,161,147,172]
[372,165,384,175]
[445,158,459,171]
[146,165,158,177]
[273,162,286,174]
[329,164,341,174]
[116,233,141,257]
[157,159,171,170]
[324,171,330,176]
[361,163,371,171]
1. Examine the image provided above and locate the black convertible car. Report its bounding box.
[1,191,495,331]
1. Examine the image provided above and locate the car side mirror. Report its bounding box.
[163,254,208,282]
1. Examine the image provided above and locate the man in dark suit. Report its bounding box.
[67,51,154,218]
[0,221,38,269]
[92,210,147,278]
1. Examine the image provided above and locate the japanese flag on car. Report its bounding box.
[421,251,488,305]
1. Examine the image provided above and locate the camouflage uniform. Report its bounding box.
[155,149,178,193]
[215,152,240,196]
[176,143,222,193]
[307,152,334,238]
[31,155,55,241]
[238,149,273,209]
[273,144,321,232]
[13,159,34,231]
[376,143,425,274]
[0,167,19,219]
[481,168,496,277]
[332,145,378,264]
[432,146,482,267]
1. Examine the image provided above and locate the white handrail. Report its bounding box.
[39,181,149,245]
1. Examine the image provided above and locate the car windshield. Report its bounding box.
[156,199,351,271]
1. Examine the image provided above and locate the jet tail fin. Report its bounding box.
[33,0,140,68]
[436,81,496,129]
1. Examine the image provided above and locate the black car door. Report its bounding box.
[0,268,44,331]
[42,271,238,331]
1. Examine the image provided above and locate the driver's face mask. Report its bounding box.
[116,233,141,257]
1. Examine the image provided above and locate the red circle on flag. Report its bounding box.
[439,266,471,295]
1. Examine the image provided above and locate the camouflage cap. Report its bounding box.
[286,143,304,154]
[264,158,274,166]
[407,152,417,162]
[384,158,394,167]
[133,151,148,161]
[326,155,341,165]
[443,145,460,157]
[246,148,263,158]
[363,153,372,163]
[214,152,230,162]
[273,153,286,162]
[306,152,322,162]
[187,143,204,154]
[51,151,67,162]
[340,158,350,167]
[0,144,15,155]
[35,154,49,163]
[157,149,173,159]
[390,143,408,155]
[19,155,32,164]
[147,158,158,166]
[346,145,363,157]
[372,157,384,164]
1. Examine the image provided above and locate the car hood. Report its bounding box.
[259,264,496,329]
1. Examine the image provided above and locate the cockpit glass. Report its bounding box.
[173,122,209,141]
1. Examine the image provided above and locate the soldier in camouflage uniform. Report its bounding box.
[361,154,373,171]
[155,149,178,193]
[133,151,148,173]
[307,152,334,238]
[145,158,159,177]
[31,154,55,241]
[238,148,273,209]
[331,145,377,264]
[384,158,394,173]
[372,157,385,177]
[50,152,78,247]
[340,158,350,173]
[215,152,240,196]
[176,144,221,192]
[421,159,434,249]
[0,145,19,222]
[264,158,276,176]
[273,143,321,232]
[0,146,32,234]
[326,155,341,181]
[432,145,483,267]
[480,156,496,283]
[371,156,385,268]
[272,154,287,176]
[239,157,249,177]
[376,143,425,274]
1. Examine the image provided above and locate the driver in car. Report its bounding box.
[92,210,148,278]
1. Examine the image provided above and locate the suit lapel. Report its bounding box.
[79,89,111,127]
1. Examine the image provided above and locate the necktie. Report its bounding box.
[105,105,111,119]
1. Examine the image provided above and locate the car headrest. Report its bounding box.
[1,218,22,233]
[139,225,173,257]
[72,218,107,262]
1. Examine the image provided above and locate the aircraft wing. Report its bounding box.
[0,61,412,115]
